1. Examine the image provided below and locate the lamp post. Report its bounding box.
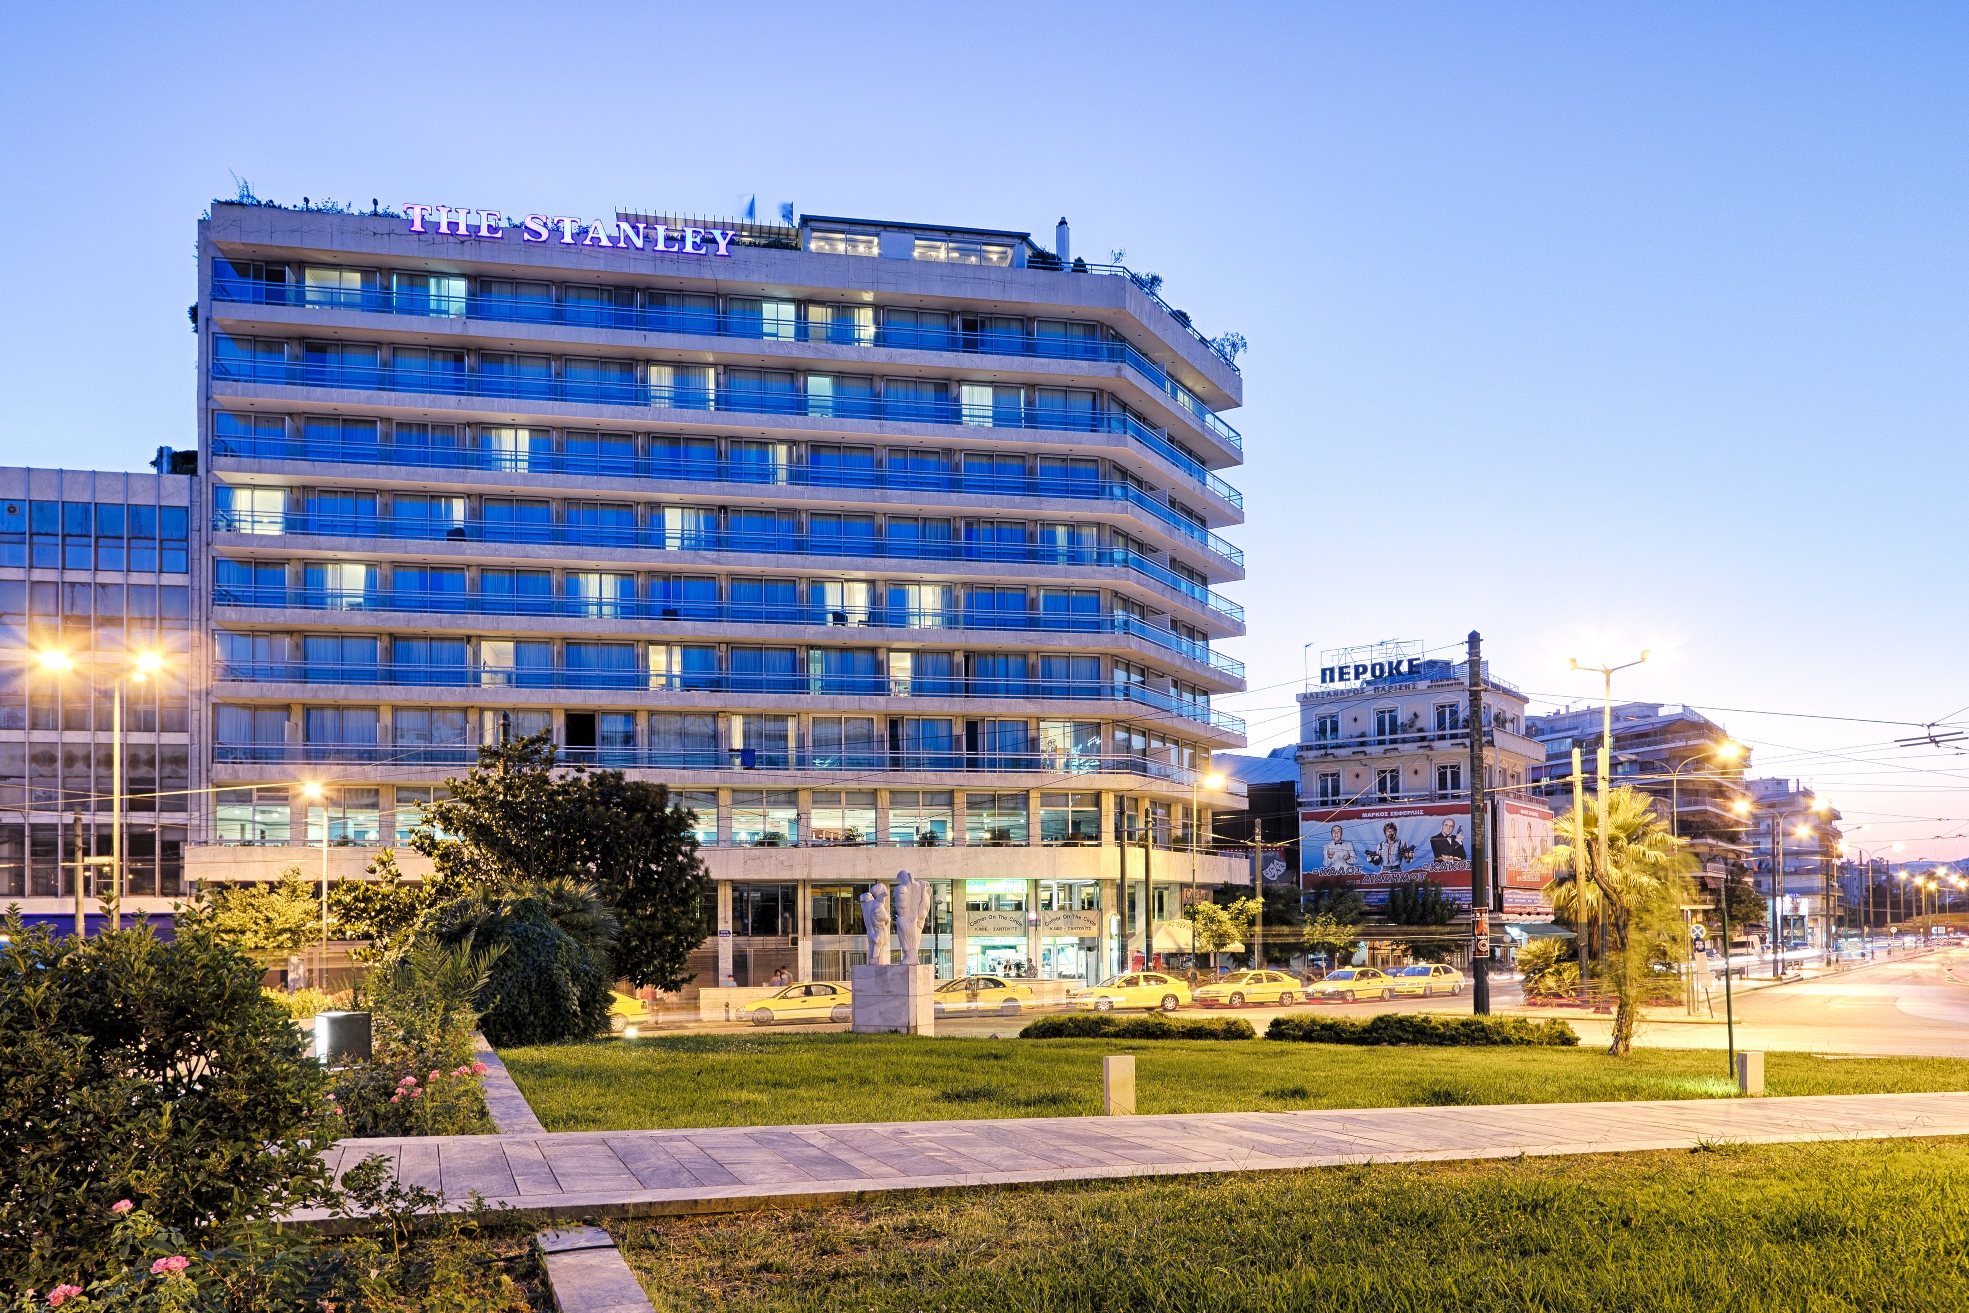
[1759,799,1829,977]
[1189,770,1226,968]
[302,780,330,989]
[39,649,164,932]
[1567,650,1649,1004]
[1666,741,1744,843]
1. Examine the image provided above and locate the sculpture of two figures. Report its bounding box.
[860,870,933,965]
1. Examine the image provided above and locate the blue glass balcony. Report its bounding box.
[209,354,1244,510]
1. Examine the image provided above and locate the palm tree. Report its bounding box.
[1542,786,1698,1055]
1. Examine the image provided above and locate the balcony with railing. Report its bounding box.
[208,353,1245,511]
[211,275,1244,452]
[209,435,1243,568]
[208,583,1245,679]
[209,662,1244,734]
[210,511,1246,625]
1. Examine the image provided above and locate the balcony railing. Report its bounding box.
[212,275,1244,450]
[210,743,1237,784]
[210,435,1243,567]
[209,355,1244,510]
[212,584,1242,677]
[210,511,1245,624]
[210,661,1244,733]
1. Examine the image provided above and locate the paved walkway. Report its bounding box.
[295,1090,1969,1226]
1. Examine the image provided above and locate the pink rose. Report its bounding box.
[397,1076,417,1088]
[112,1199,134,1214]
[150,1254,189,1274]
[410,1088,422,1098]
[48,1285,84,1307]
[472,1061,488,1075]
[451,1066,469,1077]
[428,1070,442,1082]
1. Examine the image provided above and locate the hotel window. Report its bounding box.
[805,373,878,419]
[213,334,288,383]
[650,363,715,410]
[479,353,553,403]
[480,709,551,744]
[810,790,877,846]
[391,346,467,385]
[394,636,468,686]
[1038,455,1102,494]
[391,420,462,453]
[886,516,953,557]
[567,500,638,544]
[305,488,376,531]
[888,790,953,847]
[302,340,380,387]
[478,569,552,614]
[808,444,876,485]
[598,712,636,751]
[647,291,716,332]
[213,411,285,458]
[567,641,639,690]
[1375,767,1402,800]
[958,384,1023,427]
[393,785,451,842]
[1039,720,1102,771]
[912,238,1012,267]
[564,430,636,471]
[214,706,289,759]
[890,716,958,769]
[1374,708,1400,740]
[1039,656,1101,700]
[1437,764,1463,794]
[728,298,797,342]
[391,270,466,316]
[565,572,635,618]
[809,648,878,695]
[390,493,467,542]
[215,485,285,535]
[966,792,1029,846]
[1036,320,1104,361]
[477,638,552,688]
[214,558,285,606]
[1435,702,1462,733]
[731,790,799,846]
[394,708,469,751]
[1313,713,1340,743]
[303,562,377,609]
[807,230,879,257]
[733,884,798,937]
[302,266,378,309]
[307,786,382,846]
[303,634,377,683]
[811,579,873,626]
[1040,793,1101,845]
[305,705,378,747]
[391,565,465,612]
[731,713,794,769]
[478,424,553,471]
[729,438,794,484]
[1317,771,1342,802]
[562,284,637,329]
[810,513,876,555]
[1031,387,1098,431]
[1038,522,1097,564]
[805,302,875,344]
[889,448,952,487]
[648,713,719,766]
[215,631,287,679]
[673,789,719,845]
[811,715,880,770]
[648,643,718,691]
[564,357,637,401]
[887,582,955,629]
[215,786,290,844]
[478,278,554,322]
[729,647,800,695]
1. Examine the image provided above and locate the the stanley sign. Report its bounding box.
[401,205,738,257]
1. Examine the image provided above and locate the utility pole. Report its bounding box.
[72,813,85,938]
[1770,816,1785,979]
[1251,817,1264,970]
[1466,631,1490,1014]
[1572,746,1588,1001]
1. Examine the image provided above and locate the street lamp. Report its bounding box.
[1189,771,1227,966]
[302,780,330,988]
[1567,651,1649,1003]
[1667,741,1744,842]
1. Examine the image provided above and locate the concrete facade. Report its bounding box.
[184,200,1252,990]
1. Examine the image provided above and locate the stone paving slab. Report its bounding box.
[292,1090,1969,1228]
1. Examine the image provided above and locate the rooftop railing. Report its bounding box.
[211,510,1246,624]
[209,434,1243,567]
[210,354,1244,510]
[209,661,1243,734]
[212,276,1244,448]
[210,743,1240,785]
[208,583,1245,679]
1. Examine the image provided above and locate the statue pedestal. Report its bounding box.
[850,963,935,1036]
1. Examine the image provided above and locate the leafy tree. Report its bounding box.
[1303,877,1369,924]
[1189,896,1259,969]
[1303,911,1361,970]
[415,734,711,991]
[1718,867,1765,931]
[1386,880,1456,926]
[193,866,325,959]
[0,913,329,1289]
[1543,786,1699,1055]
[327,847,459,961]
[424,880,618,1047]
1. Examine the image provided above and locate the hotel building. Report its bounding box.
[186,200,1250,991]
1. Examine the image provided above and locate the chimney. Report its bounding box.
[1055,217,1070,265]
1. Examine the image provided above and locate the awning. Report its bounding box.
[1505,923,1576,941]
[1151,922,1195,952]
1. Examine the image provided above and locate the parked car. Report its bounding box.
[742,982,853,1025]
[1310,967,1395,1002]
[1388,963,1465,998]
[1192,970,1302,1008]
[933,975,1036,1015]
[1068,972,1192,1013]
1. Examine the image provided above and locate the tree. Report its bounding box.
[1543,786,1699,1055]
[1303,911,1361,970]
[194,867,325,960]
[1304,877,1369,924]
[415,734,712,991]
[327,848,450,961]
[424,880,618,1047]
[1386,880,1456,926]
[1189,896,1258,970]
[1718,867,1765,932]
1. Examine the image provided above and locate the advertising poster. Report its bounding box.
[1299,797,1556,917]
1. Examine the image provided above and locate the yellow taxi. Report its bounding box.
[1192,969,1303,1008]
[1389,963,1465,997]
[1310,967,1395,1002]
[1067,971,1192,1013]
[932,975,1038,1016]
[741,982,853,1025]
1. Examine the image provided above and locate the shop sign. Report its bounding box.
[964,910,1027,936]
[401,205,737,257]
[1039,910,1101,936]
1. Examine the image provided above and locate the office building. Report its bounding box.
[189,199,1250,991]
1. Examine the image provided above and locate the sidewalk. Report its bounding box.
[293,1090,1969,1228]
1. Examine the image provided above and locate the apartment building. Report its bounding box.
[189,199,1250,989]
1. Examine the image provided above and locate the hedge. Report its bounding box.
[1020,1013,1256,1040]
[1266,1013,1579,1047]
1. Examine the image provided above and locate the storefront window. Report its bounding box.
[215,786,290,845]
[811,884,866,936]
[811,790,876,845]
[674,790,718,846]
[1039,792,1100,845]
[732,790,798,846]
[306,786,381,845]
[965,792,1028,846]
[887,790,952,846]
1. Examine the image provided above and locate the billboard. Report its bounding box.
[1299,797,1555,917]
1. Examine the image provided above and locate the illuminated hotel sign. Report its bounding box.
[401,205,737,257]
[1317,639,1425,687]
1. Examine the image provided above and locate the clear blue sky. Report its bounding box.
[4,3,1964,857]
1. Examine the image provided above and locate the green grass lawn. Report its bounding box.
[606,1138,1969,1311]
[498,1033,1969,1131]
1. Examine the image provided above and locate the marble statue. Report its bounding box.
[859,883,892,964]
[894,870,933,962]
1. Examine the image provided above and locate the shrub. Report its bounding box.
[329,936,501,1138]
[425,881,615,1047]
[0,913,330,1290]
[263,986,340,1020]
[1266,1013,1579,1047]
[1021,1013,1256,1040]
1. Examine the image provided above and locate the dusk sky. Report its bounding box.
[4,3,1964,856]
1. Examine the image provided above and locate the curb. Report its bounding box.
[536,1225,654,1313]
[474,1034,547,1135]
